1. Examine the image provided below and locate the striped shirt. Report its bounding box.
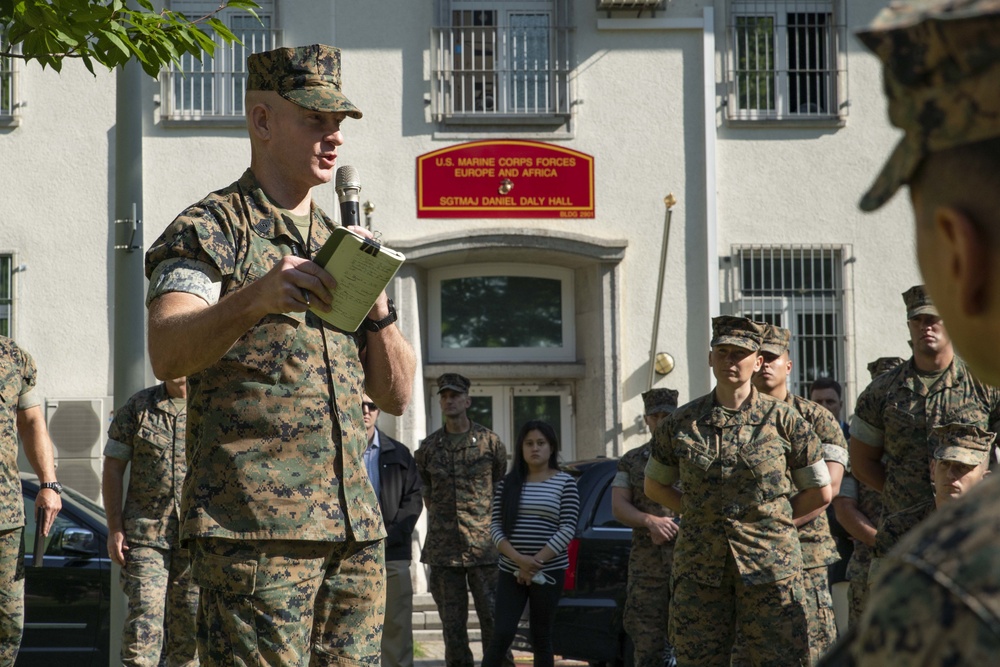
[490,471,581,574]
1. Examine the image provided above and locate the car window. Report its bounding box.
[591,477,626,529]
[22,494,97,558]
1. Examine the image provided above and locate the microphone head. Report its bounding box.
[335,165,361,199]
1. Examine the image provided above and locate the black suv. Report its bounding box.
[515,458,634,666]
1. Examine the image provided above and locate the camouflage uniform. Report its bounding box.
[837,475,882,627]
[851,354,1000,563]
[613,443,676,667]
[145,46,385,664]
[104,384,198,667]
[416,421,507,667]
[849,422,999,665]
[0,336,38,664]
[646,386,830,667]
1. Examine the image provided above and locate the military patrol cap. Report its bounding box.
[710,316,765,352]
[857,0,1000,211]
[903,285,940,319]
[437,373,471,394]
[867,356,906,379]
[247,44,363,119]
[642,388,679,416]
[930,422,995,466]
[760,324,792,356]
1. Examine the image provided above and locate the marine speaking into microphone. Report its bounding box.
[336,165,361,227]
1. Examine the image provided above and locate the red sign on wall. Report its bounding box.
[416,140,595,219]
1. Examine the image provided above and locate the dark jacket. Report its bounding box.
[377,429,423,562]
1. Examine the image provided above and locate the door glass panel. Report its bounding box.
[468,395,495,431]
[440,276,563,349]
[512,394,561,444]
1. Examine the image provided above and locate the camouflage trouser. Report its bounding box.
[623,574,671,667]
[120,545,199,667]
[671,555,809,667]
[427,565,512,667]
[844,551,871,628]
[802,566,837,663]
[0,528,24,667]
[191,537,385,667]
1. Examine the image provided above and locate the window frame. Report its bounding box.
[0,29,20,125]
[0,253,13,338]
[431,0,573,123]
[160,0,280,124]
[726,244,852,399]
[427,262,576,363]
[725,0,847,123]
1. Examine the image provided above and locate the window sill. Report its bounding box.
[0,115,21,129]
[160,116,248,129]
[439,114,569,127]
[725,116,847,130]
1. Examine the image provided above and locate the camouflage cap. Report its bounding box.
[930,422,995,466]
[437,373,471,394]
[857,0,1000,211]
[247,44,363,118]
[642,388,679,416]
[903,284,940,319]
[867,356,906,379]
[760,324,792,356]
[710,316,765,352]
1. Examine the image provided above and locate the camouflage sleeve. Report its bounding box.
[15,345,39,410]
[646,417,679,485]
[988,386,1000,433]
[611,470,631,489]
[105,396,141,461]
[810,404,850,467]
[144,203,238,293]
[146,257,223,307]
[786,412,830,489]
[414,441,431,501]
[493,436,507,485]
[851,382,888,447]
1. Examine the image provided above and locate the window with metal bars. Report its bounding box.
[0,255,12,337]
[160,0,279,121]
[431,0,572,121]
[726,245,850,398]
[726,0,847,121]
[0,30,18,121]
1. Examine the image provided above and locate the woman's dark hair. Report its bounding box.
[499,420,560,536]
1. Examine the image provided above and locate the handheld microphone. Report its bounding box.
[335,165,361,227]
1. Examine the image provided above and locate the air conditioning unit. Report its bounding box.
[45,397,111,504]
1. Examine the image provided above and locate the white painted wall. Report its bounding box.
[0,0,925,463]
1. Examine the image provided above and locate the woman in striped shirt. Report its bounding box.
[482,420,581,667]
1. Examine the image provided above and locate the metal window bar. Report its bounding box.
[163,26,279,119]
[0,31,17,118]
[728,245,847,398]
[431,23,571,119]
[727,0,846,121]
[0,255,11,338]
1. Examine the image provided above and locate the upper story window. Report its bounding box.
[160,0,279,122]
[726,244,852,399]
[428,263,575,362]
[431,0,572,123]
[725,0,847,122]
[1,255,12,337]
[0,30,19,123]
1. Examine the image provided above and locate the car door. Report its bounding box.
[17,488,109,667]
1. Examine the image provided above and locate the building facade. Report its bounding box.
[1,0,919,500]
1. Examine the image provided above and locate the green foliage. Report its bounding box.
[0,0,260,78]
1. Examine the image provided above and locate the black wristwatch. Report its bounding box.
[40,481,63,495]
[363,298,398,332]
